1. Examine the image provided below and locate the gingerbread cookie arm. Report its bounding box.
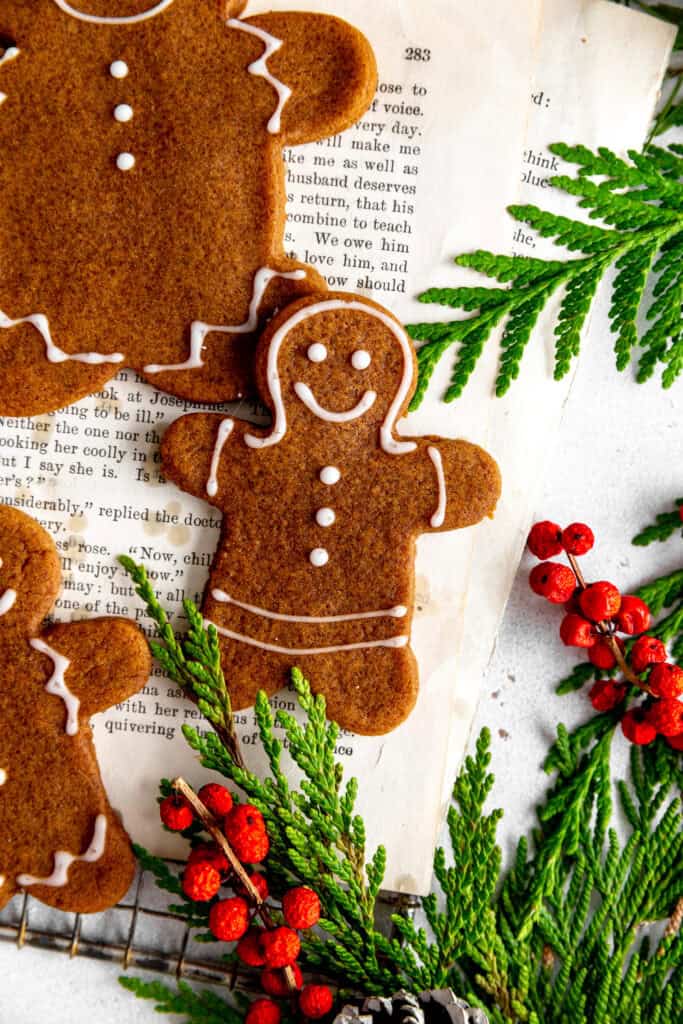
[418,438,501,533]
[162,412,252,505]
[238,12,377,145]
[37,618,151,722]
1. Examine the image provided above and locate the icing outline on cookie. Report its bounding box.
[228,19,292,135]
[0,311,125,366]
[245,299,418,456]
[206,419,235,497]
[0,588,16,616]
[211,589,407,624]
[427,446,447,528]
[17,814,108,888]
[30,638,80,736]
[206,619,409,655]
[145,267,306,374]
[51,0,175,25]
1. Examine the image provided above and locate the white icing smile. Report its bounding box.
[293,382,376,423]
[52,0,175,24]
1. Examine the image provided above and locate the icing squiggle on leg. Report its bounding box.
[144,267,306,374]
[17,815,108,888]
[0,311,124,366]
[228,20,292,135]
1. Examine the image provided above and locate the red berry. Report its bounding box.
[235,871,269,903]
[666,732,683,750]
[679,504,683,524]
[182,862,221,902]
[646,698,683,737]
[630,636,667,674]
[283,887,321,930]
[527,521,563,560]
[563,587,582,614]
[561,522,594,556]
[299,985,334,1020]
[529,562,576,604]
[198,783,233,818]
[260,926,300,968]
[159,794,194,832]
[560,614,596,648]
[224,805,269,863]
[261,964,303,996]
[621,708,657,746]
[589,679,627,713]
[648,663,683,699]
[209,896,250,941]
[236,928,267,967]
[579,582,622,623]
[588,637,623,670]
[246,999,281,1024]
[187,843,230,875]
[615,595,651,636]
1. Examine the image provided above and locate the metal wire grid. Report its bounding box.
[0,862,418,988]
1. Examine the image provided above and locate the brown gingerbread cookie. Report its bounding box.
[0,504,151,913]
[0,1,377,415]
[161,293,501,736]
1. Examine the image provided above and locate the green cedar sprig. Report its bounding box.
[119,977,248,1023]
[633,497,683,546]
[407,143,683,407]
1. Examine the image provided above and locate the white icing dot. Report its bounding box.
[116,152,135,171]
[109,60,129,79]
[351,349,371,370]
[319,466,340,486]
[113,103,133,123]
[0,876,4,887]
[307,343,327,363]
[309,548,329,567]
[315,507,335,528]
[0,769,6,785]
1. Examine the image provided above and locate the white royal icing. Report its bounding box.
[17,815,108,889]
[0,769,7,785]
[307,343,327,363]
[206,419,235,498]
[30,638,80,737]
[114,103,134,123]
[144,267,306,374]
[0,589,16,616]
[53,0,174,25]
[315,507,335,528]
[206,618,409,656]
[228,19,292,135]
[116,152,135,171]
[110,61,129,79]
[294,382,377,424]
[211,589,407,623]
[319,466,341,485]
[309,547,329,567]
[245,300,417,455]
[351,349,371,370]
[427,446,447,528]
[0,311,125,365]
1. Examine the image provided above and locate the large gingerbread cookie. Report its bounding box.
[161,293,501,735]
[0,1,377,414]
[0,505,151,912]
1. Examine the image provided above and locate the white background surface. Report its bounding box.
[1,281,681,1020]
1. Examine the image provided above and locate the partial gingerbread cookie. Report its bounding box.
[161,293,501,736]
[0,1,377,414]
[0,505,151,913]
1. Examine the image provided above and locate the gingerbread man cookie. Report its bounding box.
[0,0,377,414]
[161,293,501,735]
[0,505,151,913]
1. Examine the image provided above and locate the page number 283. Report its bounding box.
[404,46,431,62]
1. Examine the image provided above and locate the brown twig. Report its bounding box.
[172,777,297,992]
[663,896,683,942]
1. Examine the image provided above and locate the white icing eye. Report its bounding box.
[319,466,340,485]
[307,343,327,363]
[109,60,129,79]
[351,349,371,370]
[315,507,335,528]
[309,547,329,567]
[114,103,134,123]
[116,152,136,171]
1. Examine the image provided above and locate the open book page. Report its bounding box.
[0,0,540,895]
[438,0,676,801]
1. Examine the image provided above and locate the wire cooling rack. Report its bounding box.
[0,862,418,988]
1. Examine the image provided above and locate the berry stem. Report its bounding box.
[566,554,654,695]
[172,778,297,992]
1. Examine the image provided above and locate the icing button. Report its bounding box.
[116,152,136,171]
[351,349,371,370]
[309,548,329,567]
[319,466,340,486]
[307,342,327,363]
[315,508,335,528]
[113,103,134,123]
[109,60,129,79]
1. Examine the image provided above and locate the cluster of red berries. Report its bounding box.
[159,783,334,1023]
[527,520,683,748]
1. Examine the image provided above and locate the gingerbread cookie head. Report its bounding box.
[0,1,377,414]
[0,505,151,913]
[161,293,501,736]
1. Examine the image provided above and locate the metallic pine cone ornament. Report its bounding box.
[333,989,489,1024]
